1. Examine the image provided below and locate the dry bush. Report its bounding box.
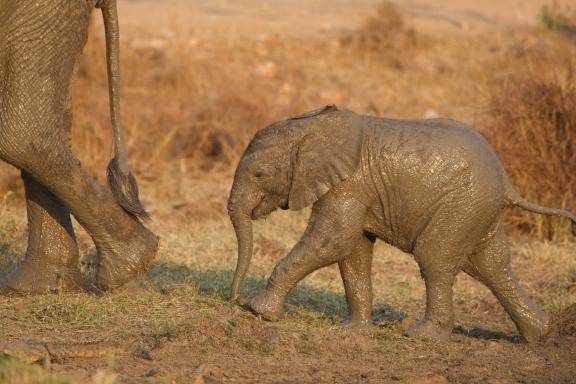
[541,2,576,36]
[73,16,367,183]
[341,1,418,65]
[480,50,576,240]
[75,34,270,173]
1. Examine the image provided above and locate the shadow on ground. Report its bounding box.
[142,262,526,342]
[452,325,520,343]
[0,242,19,281]
[0,255,523,343]
[144,261,406,323]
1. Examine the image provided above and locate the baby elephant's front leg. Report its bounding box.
[249,196,367,321]
[339,234,375,327]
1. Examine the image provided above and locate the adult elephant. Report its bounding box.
[227,105,576,343]
[0,0,158,294]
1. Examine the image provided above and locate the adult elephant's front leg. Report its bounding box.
[249,195,367,321]
[0,172,82,294]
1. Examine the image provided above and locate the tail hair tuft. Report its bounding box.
[107,157,150,220]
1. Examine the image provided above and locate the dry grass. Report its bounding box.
[1,197,576,383]
[479,42,576,240]
[65,1,423,180]
[340,1,419,66]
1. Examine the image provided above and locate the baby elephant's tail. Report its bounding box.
[504,183,576,236]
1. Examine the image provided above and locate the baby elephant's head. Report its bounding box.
[227,106,364,301]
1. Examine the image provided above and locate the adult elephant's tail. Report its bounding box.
[504,178,576,236]
[99,0,149,220]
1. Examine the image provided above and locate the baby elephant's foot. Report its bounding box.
[405,319,452,341]
[518,312,550,344]
[340,316,373,330]
[249,291,286,321]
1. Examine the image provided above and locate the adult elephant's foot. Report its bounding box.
[249,290,286,321]
[94,224,159,291]
[0,173,83,295]
[0,258,83,295]
[405,319,452,341]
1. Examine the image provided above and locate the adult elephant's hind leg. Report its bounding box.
[339,234,375,327]
[0,172,82,294]
[34,153,159,292]
[464,226,549,343]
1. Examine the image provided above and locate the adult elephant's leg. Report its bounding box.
[0,172,82,294]
[339,234,375,327]
[463,225,549,343]
[31,150,158,291]
[0,87,83,294]
[0,135,159,291]
[249,195,367,320]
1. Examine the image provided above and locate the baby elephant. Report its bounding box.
[227,105,576,343]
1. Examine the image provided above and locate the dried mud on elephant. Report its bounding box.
[1,0,576,383]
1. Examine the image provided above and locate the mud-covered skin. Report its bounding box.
[0,0,158,294]
[228,106,576,343]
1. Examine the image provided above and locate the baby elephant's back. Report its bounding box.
[365,116,508,220]
[408,117,506,190]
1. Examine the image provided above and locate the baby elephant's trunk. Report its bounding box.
[99,0,149,220]
[229,210,254,301]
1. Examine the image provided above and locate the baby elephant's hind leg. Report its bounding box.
[339,234,375,327]
[464,227,549,343]
[0,172,82,294]
[408,230,466,341]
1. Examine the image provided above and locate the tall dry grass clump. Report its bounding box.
[341,1,418,65]
[481,53,576,240]
[541,2,576,37]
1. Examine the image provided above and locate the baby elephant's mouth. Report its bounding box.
[252,197,289,219]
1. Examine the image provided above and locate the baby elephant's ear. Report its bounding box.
[288,110,364,210]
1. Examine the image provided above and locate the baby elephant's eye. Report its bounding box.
[254,171,266,178]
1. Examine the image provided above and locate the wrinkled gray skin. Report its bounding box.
[228,105,576,343]
[0,0,158,294]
